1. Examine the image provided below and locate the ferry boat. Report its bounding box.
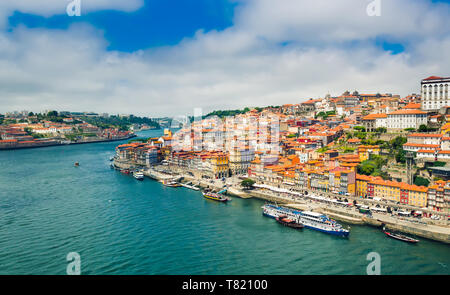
[133,171,144,181]
[276,215,304,229]
[383,226,419,243]
[202,191,229,202]
[262,204,349,237]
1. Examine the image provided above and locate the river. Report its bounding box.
[0,129,449,274]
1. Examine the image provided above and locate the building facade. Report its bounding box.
[421,76,450,111]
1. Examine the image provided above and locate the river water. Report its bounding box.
[0,129,449,275]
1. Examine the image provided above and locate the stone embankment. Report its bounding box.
[114,163,450,244]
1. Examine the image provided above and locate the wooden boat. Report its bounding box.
[275,214,304,229]
[383,227,419,243]
[202,191,229,202]
[161,179,181,187]
[74,162,79,167]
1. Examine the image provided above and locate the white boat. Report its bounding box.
[133,171,144,181]
[262,204,350,237]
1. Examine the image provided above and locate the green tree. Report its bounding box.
[374,127,387,133]
[47,110,58,117]
[418,124,428,132]
[414,176,429,187]
[241,178,255,189]
[390,136,407,150]
[395,149,406,163]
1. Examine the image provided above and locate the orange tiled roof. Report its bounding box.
[362,113,387,120]
[408,133,442,138]
[389,109,426,115]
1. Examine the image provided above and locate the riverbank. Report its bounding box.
[130,164,450,244]
[3,138,447,275]
[0,134,136,151]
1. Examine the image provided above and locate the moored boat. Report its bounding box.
[161,179,181,187]
[276,215,304,229]
[133,171,144,181]
[262,203,349,237]
[383,226,419,243]
[202,191,229,202]
[120,169,130,174]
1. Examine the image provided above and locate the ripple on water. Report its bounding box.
[1,132,450,275]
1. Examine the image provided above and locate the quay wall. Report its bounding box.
[115,163,450,244]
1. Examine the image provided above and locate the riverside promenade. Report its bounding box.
[111,162,450,244]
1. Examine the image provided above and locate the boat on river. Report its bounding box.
[202,191,229,202]
[383,226,419,243]
[161,179,181,187]
[133,171,144,181]
[262,203,349,237]
[276,214,304,229]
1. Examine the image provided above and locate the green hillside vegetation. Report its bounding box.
[80,115,160,130]
[357,154,389,179]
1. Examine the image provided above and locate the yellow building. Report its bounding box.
[371,178,401,202]
[401,184,427,208]
[356,174,372,198]
[209,152,229,178]
[357,145,380,162]
[365,176,428,207]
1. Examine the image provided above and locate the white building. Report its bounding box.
[386,109,427,130]
[406,133,442,145]
[421,76,450,111]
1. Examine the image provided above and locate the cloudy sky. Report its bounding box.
[0,0,449,117]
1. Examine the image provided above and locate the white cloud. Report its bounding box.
[0,0,144,27]
[0,0,449,117]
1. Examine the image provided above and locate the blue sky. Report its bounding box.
[0,0,449,116]
[8,0,237,52]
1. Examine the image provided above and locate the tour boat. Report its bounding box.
[383,227,419,243]
[133,171,144,181]
[262,204,349,237]
[202,191,229,202]
[275,214,304,229]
